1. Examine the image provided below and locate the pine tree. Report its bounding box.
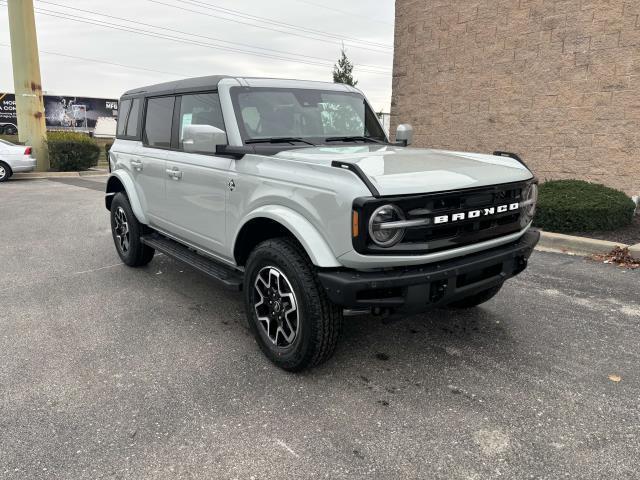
[332,48,358,86]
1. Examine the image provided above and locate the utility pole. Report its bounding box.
[7,0,49,171]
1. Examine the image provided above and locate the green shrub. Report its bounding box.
[534,180,636,232]
[47,131,101,171]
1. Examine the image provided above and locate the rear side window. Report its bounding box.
[126,98,141,137]
[143,97,174,148]
[116,99,131,137]
[178,93,225,149]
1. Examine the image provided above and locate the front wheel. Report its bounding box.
[110,192,155,267]
[244,238,342,371]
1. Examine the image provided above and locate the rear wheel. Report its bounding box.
[244,238,342,371]
[110,192,155,267]
[447,283,503,309]
[0,162,12,182]
[3,125,17,135]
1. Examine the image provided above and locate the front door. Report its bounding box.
[162,92,231,256]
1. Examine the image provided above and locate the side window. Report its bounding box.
[143,96,174,148]
[125,98,141,137]
[178,93,225,149]
[364,106,386,140]
[116,99,131,137]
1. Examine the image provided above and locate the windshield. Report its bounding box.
[230,87,387,143]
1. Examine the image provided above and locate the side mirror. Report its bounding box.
[395,124,413,146]
[183,124,227,153]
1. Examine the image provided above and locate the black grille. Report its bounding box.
[354,181,530,255]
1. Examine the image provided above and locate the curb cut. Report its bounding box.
[536,231,630,256]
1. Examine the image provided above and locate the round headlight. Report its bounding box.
[368,204,405,247]
[522,183,538,221]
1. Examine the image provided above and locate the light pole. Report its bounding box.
[7,0,49,171]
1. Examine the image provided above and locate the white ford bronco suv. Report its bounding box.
[106,75,539,371]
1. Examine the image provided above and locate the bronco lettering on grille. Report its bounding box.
[433,202,519,225]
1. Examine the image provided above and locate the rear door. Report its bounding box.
[163,92,231,255]
[112,96,166,224]
[137,96,175,225]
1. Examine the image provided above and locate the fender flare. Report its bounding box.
[105,171,148,225]
[234,205,341,268]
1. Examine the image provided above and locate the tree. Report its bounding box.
[332,48,358,86]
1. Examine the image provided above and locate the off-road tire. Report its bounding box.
[0,161,12,182]
[447,283,503,309]
[244,237,342,371]
[110,192,155,267]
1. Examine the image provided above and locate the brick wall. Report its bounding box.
[391,0,640,195]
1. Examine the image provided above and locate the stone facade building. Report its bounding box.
[391,0,640,195]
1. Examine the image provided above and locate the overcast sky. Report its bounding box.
[0,0,394,111]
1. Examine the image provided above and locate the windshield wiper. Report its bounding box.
[245,137,316,146]
[324,136,388,145]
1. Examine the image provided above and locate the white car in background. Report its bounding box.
[0,139,36,182]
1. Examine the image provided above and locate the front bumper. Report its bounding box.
[317,229,540,313]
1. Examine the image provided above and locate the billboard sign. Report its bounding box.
[0,92,118,133]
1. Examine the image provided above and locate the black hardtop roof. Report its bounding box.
[121,75,231,99]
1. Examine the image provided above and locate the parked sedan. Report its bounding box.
[0,139,36,182]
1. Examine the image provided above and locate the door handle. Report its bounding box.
[130,159,143,171]
[166,168,182,180]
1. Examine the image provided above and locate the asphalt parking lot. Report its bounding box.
[1,177,639,479]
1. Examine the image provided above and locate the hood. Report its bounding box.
[275,146,533,196]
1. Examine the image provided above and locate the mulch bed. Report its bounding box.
[566,215,640,245]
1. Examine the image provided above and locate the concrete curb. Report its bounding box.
[79,170,109,177]
[536,231,629,256]
[12,169,108,180]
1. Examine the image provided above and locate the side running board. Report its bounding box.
[141,233,243,291]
